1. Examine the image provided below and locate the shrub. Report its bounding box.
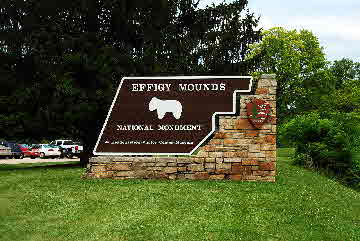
[280,113,350,163]
[279,112,359,184]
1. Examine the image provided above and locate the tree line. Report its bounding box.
[247,27,360,188]
[1,0,262,163]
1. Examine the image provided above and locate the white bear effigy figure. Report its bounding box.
[149,97,182,120]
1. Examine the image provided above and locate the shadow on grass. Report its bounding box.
[279,148,360,191]
[0,162,82,171]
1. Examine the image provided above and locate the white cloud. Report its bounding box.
[285,16,360,42]
[198,0,360,62]
[197,0,232,8]
[255,15,360,61]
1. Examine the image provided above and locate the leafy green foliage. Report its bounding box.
[329,58,360,88]
[0,0,262,163]
[279,111,360,188]
[246,27,329,124]
[250,27,360,188]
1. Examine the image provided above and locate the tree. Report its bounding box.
[0,0,262,164]
[329,58,360,88]
[246,27,329,124]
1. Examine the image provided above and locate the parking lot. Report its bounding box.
[0,157,80,164]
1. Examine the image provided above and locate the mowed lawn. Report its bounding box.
[0,149,359,241]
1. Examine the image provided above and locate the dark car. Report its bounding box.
[0,142,24,159]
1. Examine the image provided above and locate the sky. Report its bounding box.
[198,0,360,63]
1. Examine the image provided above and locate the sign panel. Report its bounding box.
[94,76,252,155]
[246,98,271,128]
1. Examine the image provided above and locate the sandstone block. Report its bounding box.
[223,158,243,163]
[245,130,260,137]
[264,135,276,144]
[185,174,195,179]
[257,79,272,87]
[235,119,254,130]
[261,123,272,130]
[113,176,127,180]
[215,147,237,152]
[177,167,187,172]
[266,158,277,162]
[235,151,248,157]
[168,174,177,180]
[196,150,209,157]
[167,162,177,167]
[115,171,135,177]
[229,174,243,180]
[188,164,204,172]
[237,139,253,145]
[209,139,223,145]
[108,163,131,171]
[147,166,164,171]
[95,172,114,178]
[261,144,276,151]
[205,163,215,170]
[267,171,276,176]
[255,88,270,95]
[155,162,168,167]
[194,172,210,180]
[216,162,231,170]
[269,87,276,95]
[253,137,265,144]
[265,150,276,158]
[224,139,238,146]
[205,158,216,163]
[253,170,267,177]
[215,158,224,163]
[153,172,169,179]
[209,174,225,180]
[193,157,206,164]
[271,125,277,133]
[223,152,237,158]
[203,145,216,152]
[249,144,260,153]
[261,176,276,182]
[242,160,259,165]
[243,175,257,180]
[225,132,244,138]
[136,157,157,162]
[270,116,277,124]
[91,165,106,172]
[177,157,192,163]
[248,152,266,158]
[209,152,223,158]
[214,132,227,139]
[232,164,252,175]
[164,167,178,174]
[259,161,276,171]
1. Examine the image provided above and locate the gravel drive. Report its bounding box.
[0,157,80,164]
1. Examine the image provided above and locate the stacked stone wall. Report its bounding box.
[84,74,277,181]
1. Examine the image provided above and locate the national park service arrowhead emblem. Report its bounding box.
[246,98,271,128]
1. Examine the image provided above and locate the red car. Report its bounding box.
[19,144,41,159]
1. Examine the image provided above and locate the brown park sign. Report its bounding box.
[246,98,272,129]
[93,76,253,155]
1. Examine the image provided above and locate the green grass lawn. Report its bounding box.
[0,149,359,241]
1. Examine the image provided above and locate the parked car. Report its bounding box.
[50,139,83,158]
[0,144,12,158]
[19,144,31,155]
[31,144,61,158]
[0,142,24,159]
[20,144,41,159]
